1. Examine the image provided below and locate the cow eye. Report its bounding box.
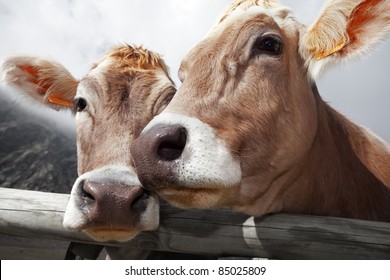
[75,98,87,112]
[252,35,282,56]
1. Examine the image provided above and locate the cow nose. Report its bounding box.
[80,180,149,225]
[156,125,187,161]
[131,125,187,189]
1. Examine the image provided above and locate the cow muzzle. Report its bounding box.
[130,113,242,208]
[63,166,159,242]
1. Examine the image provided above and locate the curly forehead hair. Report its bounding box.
[90,44,171,79]
[110,45,170,76]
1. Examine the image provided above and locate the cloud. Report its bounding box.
[0,0,389,142]
[0,0,232,78]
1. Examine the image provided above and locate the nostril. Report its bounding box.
[81,181,96,204]
[157,127,187,161]
[158,141,184,161]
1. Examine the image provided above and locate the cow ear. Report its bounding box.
[1,56,78,110]
[300,0,390,78]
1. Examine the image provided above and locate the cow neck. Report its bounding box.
[285,84,390,221]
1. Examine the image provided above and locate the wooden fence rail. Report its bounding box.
[0,187,390,259]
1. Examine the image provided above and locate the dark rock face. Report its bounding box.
[0,91,77,194]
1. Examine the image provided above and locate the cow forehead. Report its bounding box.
[213,1,291,35]
[78,57,163,104]
[77,57,113,101]
[180,2,298,79]
[182,2,296,63]
[221,0,280,17]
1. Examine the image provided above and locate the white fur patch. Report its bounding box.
[143,113,242,189]
[88,56,114,77]
[206,4,292,39]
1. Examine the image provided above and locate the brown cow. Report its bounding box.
[131,0,390,221]
[1,45,175,241]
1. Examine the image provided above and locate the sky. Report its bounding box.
[0,0,389,142]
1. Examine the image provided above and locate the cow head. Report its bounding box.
[131,0,390,216]
[1,45,175,241]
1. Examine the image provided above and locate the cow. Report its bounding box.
[131,0,390,222]
[1,45,176,242]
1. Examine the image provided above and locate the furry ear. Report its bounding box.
[1,56,78,110]
[300,0,390,78]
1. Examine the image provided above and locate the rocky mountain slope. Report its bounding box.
[0,91,77,194]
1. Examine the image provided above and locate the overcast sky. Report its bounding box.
[0,0,389,142]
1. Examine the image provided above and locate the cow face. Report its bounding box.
[1,45,175,241]
[131,0,390,216]
[131,4,317,215]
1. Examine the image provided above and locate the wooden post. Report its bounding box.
[0,187,390,259]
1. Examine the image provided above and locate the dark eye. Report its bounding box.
[75,98,87,112]
[252,35,282,56]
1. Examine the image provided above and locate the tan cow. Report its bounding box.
[131,0,390,221]
[1,45,175,241]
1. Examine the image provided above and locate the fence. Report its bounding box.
[0,187,389,259]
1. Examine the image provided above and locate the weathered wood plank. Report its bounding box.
[0,235,72,260]
[0,187,390,259]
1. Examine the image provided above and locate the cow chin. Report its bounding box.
[82,196,159,242]
[83,228,141,242]
[156,185,228,209]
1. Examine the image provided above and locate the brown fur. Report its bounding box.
[280,86,390,221]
